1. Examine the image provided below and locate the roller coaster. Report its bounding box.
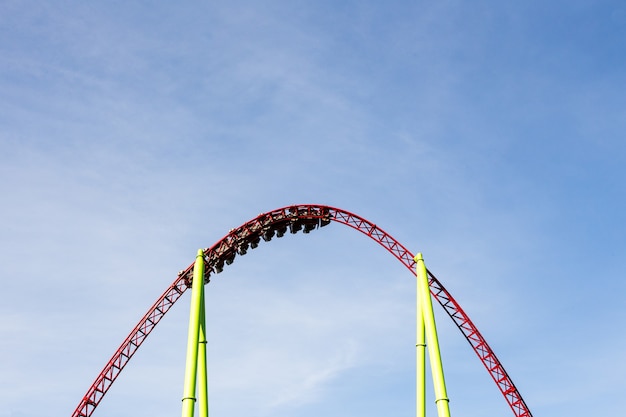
[71,204,532,417]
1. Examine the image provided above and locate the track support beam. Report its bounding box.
[417,277,426,417]
[181,249,209,417]
[415,253,451,417]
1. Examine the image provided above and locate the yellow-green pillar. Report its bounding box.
[181,250,207,417]
[415,253,451,417]
[417,283,426,417]
[198,289,209,417]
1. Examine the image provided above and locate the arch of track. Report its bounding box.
[72,204,532,417]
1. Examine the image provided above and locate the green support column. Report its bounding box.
[414,253,451,417]
[181,250,207,417]
[417,284,426,417]
[198,288,209,417]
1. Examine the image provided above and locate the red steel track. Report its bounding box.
[71,204,532,417]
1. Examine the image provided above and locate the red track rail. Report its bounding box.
[71,204,532,417]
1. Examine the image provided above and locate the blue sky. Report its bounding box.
[1,1,625,416]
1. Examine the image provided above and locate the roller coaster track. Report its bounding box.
[71,204,532,417]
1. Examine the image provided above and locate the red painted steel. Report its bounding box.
[71,204,532,417]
